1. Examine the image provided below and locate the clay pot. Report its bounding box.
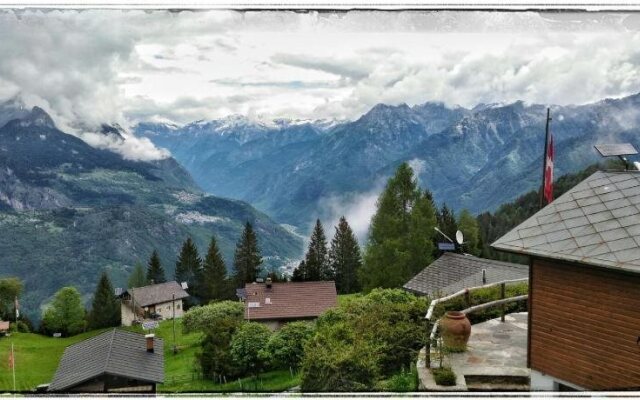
[440,311,471,351]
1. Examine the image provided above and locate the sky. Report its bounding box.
[1,10,640,160]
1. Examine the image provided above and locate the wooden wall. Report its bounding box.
[530,259,640,390]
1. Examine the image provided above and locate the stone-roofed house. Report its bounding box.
[48,329,163,393]
[119,281,189,326]
[492,170,640,391]
[244,280,338,330]
[403,252,528,297]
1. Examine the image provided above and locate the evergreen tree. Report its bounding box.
[298,219,331,281]
[291,261,306,282]
[128,262,147,289]
[88,272,121,329]
[458,209,482,256]
[360,163,437,291]
[146,250,166,284]
[437,203,458,243]
[201,236,231,303]
[175,237,203,305]
[233,222,263,287]
[329,216,362,294]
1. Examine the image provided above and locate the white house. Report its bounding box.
[119,281,189,326]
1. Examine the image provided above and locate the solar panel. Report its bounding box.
[594,143,638,157]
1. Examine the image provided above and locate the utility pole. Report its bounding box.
[539,108,552,209]
[172,293,177,354]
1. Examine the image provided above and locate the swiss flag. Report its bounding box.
[543,134,554,203]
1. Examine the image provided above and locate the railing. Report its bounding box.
[424,278,529,366]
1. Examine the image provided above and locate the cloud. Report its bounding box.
[271,53,372,81]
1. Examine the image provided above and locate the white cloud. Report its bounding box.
[1,9,640,137]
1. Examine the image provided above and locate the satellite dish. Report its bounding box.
[455,230,464,245]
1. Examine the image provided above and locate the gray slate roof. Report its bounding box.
[126,281,189,307]
[403,252,528,297]
[492,171,640,274]
[48,329,164,392]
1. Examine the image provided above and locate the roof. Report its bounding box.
[48,329,164,392]
[244,281,338,320]
[492,171,640,274]
[0,321,9,331]
[403,252,528,297]
[124,281,189,307]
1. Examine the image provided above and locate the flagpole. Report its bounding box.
[539,108,552,209]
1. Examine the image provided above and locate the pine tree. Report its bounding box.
[291,261,306,282]
[299,219,331,281]
[437,203,458,243]
[146,250,166,284]
[458,209,482,256]
[201,236,231,303]
[233,222,263,287]
[329,216,362,294]
[128,262,147,289]
[360,163,437,291]
[88,272,121,329]
[175,237,203,304]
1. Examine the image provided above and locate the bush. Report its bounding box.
[182,301,244,334]
[184,301,245,379]
[301,323,380,392]
[266,321,315,370]
[230,322,272,378]
[376,366,418,392]
[300,289,428,391]
[432,367,456,386]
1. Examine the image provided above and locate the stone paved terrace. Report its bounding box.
[420,312,530,391]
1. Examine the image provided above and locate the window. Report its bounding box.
[177,304,181,310]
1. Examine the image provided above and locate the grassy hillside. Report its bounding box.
[0,318,300,393]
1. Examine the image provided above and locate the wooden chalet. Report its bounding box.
[119,281,189,326]
[492,171,640,391]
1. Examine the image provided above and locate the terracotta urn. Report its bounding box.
[440,311,471,351]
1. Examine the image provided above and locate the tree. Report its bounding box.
[291,261,306,282]
[360,163,437,291]
[329,217,362,294]
[458,209,482,256]
[293,219,331,281]
[437,203,458,243]
[233,222,262,287]
[266,321,315,370]
[146,250,166,284]
[88,272,121,329]
[0,277,22,320]
[182,301,245,379]
[230,322,272,381]
[128,262,147,288]
[201,236,232,304]
[175,237,203,305]
[41,287,86,336]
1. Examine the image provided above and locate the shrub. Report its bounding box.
[182,300,244,334]
[301,324,380,392]
[376,366,418,392]
[432,367,456,386]
[266,321,315,370]
[230,322,272,379]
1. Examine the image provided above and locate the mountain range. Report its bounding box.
[0,103,302,323]
[136,93,640,233]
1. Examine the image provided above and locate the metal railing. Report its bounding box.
[424,278,529,366]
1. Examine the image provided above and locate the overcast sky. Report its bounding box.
[1,9,640,158]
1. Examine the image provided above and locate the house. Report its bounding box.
[244,279,338,330]
[403,252,528,297]
[0,320,9,335]
[119,281,189,326]
[492,170,640,391]
[48,329,163,393]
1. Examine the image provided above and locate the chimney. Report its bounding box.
[266,277,272,289]
[145,334,155,353]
